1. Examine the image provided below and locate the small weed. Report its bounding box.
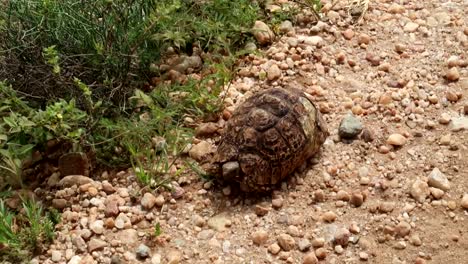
[153,222,162,237]
[0,197,60,262]
[305,0,323,12]
[0,146,30,189]
[185,160,212,180]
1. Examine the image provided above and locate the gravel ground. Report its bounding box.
[30,0,467,263]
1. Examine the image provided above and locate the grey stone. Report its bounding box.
[279,20,294,33]
[338,113,363,139]
[136,244,151,259]
[427,168,450,191]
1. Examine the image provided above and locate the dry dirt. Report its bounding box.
[30,0,468,264]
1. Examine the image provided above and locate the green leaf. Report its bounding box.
[3,116,16,128]
[16,144,34,156]
[130,89,154,107]
[19,117,35,127]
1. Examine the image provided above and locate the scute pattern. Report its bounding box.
[249,108,277,131]
[212,88,329,192]
[260,128,290,161]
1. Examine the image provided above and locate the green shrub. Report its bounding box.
[0,0,260,104]
[0,1,260,188]
[0,82,89,188]
[0,54,230,188]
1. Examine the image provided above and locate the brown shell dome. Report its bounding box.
[211,87,329,192]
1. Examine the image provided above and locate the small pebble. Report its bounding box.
[277,234,296,251]
[322,211,337,222]
[252,230,269,245]
[268,243,281,255]
[379,202,395,213]
[334,245,344,254]
[394,241,407,250]
[415,257,426,264]
[154,195,165,207]
[342,29,355,40]
[440,134,451,146]
[404,22,419,32]
[303,252,318,264]
[461,194,468,209]
[357,33,371,45]
[411,179,430,203]
[445,67,460,81]
[359,252,369,261]
[410,235,422,246]
[315,248,327,259]
[136,244,150,259]
[386,134,407,146]
[350,192,364,207]
[254,204,269,216]
[427,168,450,191]
[446,91,459,102]
[272,198,284,209]
[51,250,61,262]
[395,222,411,237]
[336,190,350,201]
[447,200,457,210]
[430,187,444,199]
[298,239,312,252]
[395,43,407,53]
[334,228,350,246]
[439,113,451,124]
[311,237,325,248]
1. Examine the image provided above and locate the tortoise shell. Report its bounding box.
[211,87,328,191]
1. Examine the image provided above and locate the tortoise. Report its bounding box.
[208,87,329,192]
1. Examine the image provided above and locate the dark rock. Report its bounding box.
[52,198,67,209]
[339,113,363,139]
[58,152,90,177]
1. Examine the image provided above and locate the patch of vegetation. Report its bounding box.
[0,0,262,191]
[153,222,163,237]
[0,0,260,103]
[0,82,88,189]
[0,198,60,261]
[0,0,300,260]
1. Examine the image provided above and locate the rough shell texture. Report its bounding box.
[212,88,328,191]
